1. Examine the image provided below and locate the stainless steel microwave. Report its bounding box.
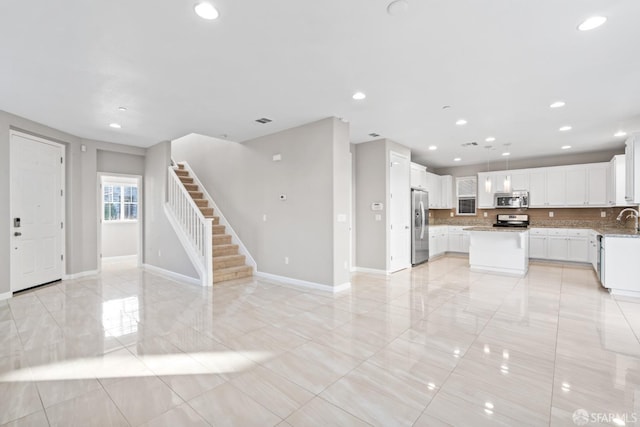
[494,191,529,208]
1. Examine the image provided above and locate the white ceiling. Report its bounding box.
[1,0,639,168]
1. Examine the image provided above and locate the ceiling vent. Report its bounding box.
[255,118,272,124]
[369,133,380,137]
[461,142,478,147]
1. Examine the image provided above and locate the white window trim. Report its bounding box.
[103,183,139,223]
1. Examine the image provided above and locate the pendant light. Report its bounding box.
[485,146,492,193]
[503,144,511,193]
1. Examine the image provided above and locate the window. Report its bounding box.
[456,176,477,215]
[103,184,138,221]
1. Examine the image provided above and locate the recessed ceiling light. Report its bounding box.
[117,106,127,111]
[109,123,122,129]
[502,152,510,156]
[428,145,438,151]
[453,157,461,162]
[387,0,409,16]
[550,101,565,108]
[352,92,366,100]
[559,126,572,132]
[614,131,627,138]
[485,137,496,142]
[456,119,467,126]
[194,2,219,20]
[578,16,607,31]
[561,145,572,150]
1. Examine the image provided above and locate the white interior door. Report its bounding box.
[389,151,411,272]
[10,132,65,292]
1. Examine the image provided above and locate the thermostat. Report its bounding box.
[371,202,384,211]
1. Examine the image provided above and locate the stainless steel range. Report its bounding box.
[493,214,530,228]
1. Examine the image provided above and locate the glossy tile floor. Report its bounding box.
[1,256,640,426]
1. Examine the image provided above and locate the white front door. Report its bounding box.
[10,132,65,292]
[389,151,411,272]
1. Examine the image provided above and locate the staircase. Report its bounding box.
[174,164,253,284]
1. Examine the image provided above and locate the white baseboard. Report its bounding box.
[255,271,351,293]
[143,264,202,286]
[0,292,11,301]
[352,267,390,275]
[63,270,99,280]
[102,255,137,263]
[609,289,640,298]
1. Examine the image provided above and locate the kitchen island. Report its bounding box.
[465,227,529,277]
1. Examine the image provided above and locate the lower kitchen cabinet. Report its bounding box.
[529,228,590,263]
[448,226,470,253]
[429,226,449,258]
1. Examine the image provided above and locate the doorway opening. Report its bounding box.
[97,174,143,271]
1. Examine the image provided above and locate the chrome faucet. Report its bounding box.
[617,207,640,231]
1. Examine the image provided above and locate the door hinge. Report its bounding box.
[61,222,64,229]
[60,189,63,196]
[60,157,63,164]
[61,254,64,261]
[391,256,393,260]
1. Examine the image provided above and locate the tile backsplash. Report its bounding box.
[431,207,639,230]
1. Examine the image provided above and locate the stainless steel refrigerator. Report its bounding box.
[412,188,429,265]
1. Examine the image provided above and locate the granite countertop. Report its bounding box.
[464,226,528,233]
[597,228,640,238]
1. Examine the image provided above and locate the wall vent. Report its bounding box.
[369,133,380,137]
[255,118,272,124]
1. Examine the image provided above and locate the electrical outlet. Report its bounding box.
[375,214,382,221]
[483,212,488,218]
[158,250,161,257]
[601,211,606,218]
[284,256,289,265]
[450,212,454,217]
[263,214,267,222]
[343,261,348,270]
[549,211,554,218]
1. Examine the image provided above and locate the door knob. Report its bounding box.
[14,232,22,236]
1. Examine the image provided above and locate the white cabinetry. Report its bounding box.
[529,228,548,259]
[546,168,566,206]
[410,163,453,209]
[425,172,441,208]
[529,228,589,263]
[410,162,427,190]
[528,163,609,208]
[625,135,640,204]
[529,171,547,207]
[429,226,448,258]
[602,236,640,296]
[609,155,630,206]
[448,226,470,253]
[440,175,453,209]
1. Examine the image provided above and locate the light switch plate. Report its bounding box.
[601,211,606,218]
[450,212,454,217]
[549,211,554,217]
[483,212,488,217]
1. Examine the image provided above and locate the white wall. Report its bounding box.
[172,117,351,288]
[102,222,138,258]
[143,141,198,279]
[354,139,411,272]
[0,110,146,294]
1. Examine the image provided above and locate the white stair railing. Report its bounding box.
[176,161,257,271]
[166,166,213,286]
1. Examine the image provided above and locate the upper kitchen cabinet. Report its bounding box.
[626,135,640,204]
[529,163,609,208]
[441,175,453,209]
[425,172,441,208]
[411,163,452,209]
[609,155,631,206]
[410,162,427,190]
